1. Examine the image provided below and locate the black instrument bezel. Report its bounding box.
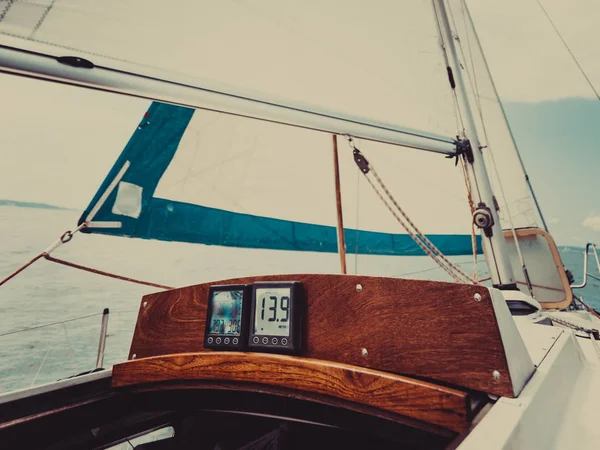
[203,284,251,351]
[248,281,305,355]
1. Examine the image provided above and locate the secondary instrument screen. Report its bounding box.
[208,289,243,336]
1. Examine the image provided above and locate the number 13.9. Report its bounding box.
[260,295,290,323]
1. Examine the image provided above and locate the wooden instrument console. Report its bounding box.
[112,274,533,433]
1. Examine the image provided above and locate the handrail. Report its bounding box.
[0,309,135,337]
[571,243,600,289]
[96,308,110,369]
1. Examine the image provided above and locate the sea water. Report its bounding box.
[1,204,598,393]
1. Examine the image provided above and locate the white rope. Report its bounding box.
[0,309,136,337]
[43,222,87,254]
[363,172,468,283]
[367,166,476,284]
[30,338,57,387]
[346,135,476,284]
[459,158,479,282]
[62,322,76,363]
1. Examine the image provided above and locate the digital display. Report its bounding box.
[208,289,243,336]
[253,287,292,337]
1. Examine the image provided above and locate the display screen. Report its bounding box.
[208,289,243,336]
[254,287,291,337]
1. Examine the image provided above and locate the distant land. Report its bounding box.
[0,199,75,211]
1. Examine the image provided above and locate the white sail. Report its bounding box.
[447,0,541,230]
[154,108,474,236]
[81,101,477,257]
[445,0,573,305]
[4,0,568,292]
[0,0,461,142]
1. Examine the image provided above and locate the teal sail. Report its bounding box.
[79,102,480,256]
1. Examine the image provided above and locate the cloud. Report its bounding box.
[583,214,600,231]
[548,217,560,224]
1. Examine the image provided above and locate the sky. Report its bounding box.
[0,0,599,246]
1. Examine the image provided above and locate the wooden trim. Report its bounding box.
[112,352,471,433]
[332,134,347,274]
[127,380,457,438]
[504,228,572,309]
[128,274,520,397]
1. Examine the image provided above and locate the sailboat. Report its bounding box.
[1,0,600,448]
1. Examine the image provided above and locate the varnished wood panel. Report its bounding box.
[129,274,515,396]
[112,352,471,432]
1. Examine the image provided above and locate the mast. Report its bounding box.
[433,0,517,289]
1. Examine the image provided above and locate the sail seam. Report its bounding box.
[0,0,15,24]
[0,33,455,150]
[29,0,57,38]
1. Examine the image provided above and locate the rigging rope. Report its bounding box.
[535,0,600,103]
[0,309,137,338]
[0,253,45,288]
[43,254,174,290]
[361,172,464,283]
[31,340,55,387]
[546,313,600,361]
[0,224,174,290]
[345,136,476,284]
[459,157,479,281]
[574,295,600,320]
[450,0,534,296]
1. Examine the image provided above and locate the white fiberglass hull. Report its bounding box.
[459,310,600,449]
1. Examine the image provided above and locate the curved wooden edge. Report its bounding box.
[504,227,572,309]
[112,352,472,433]
[127,380,457,438]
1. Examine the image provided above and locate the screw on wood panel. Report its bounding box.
[143,301,148,307]
[492,370,501,381]
[474,293,482,302]
[361,348,368,357]
[132,354,137,360]
[356,284,363,292]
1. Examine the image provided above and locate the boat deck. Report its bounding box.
[458,312,600,449]
[1,275,599,449]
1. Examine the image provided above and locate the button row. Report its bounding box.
[209,336,290,346]
[251,336,288,346]
[207,337,239,345]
